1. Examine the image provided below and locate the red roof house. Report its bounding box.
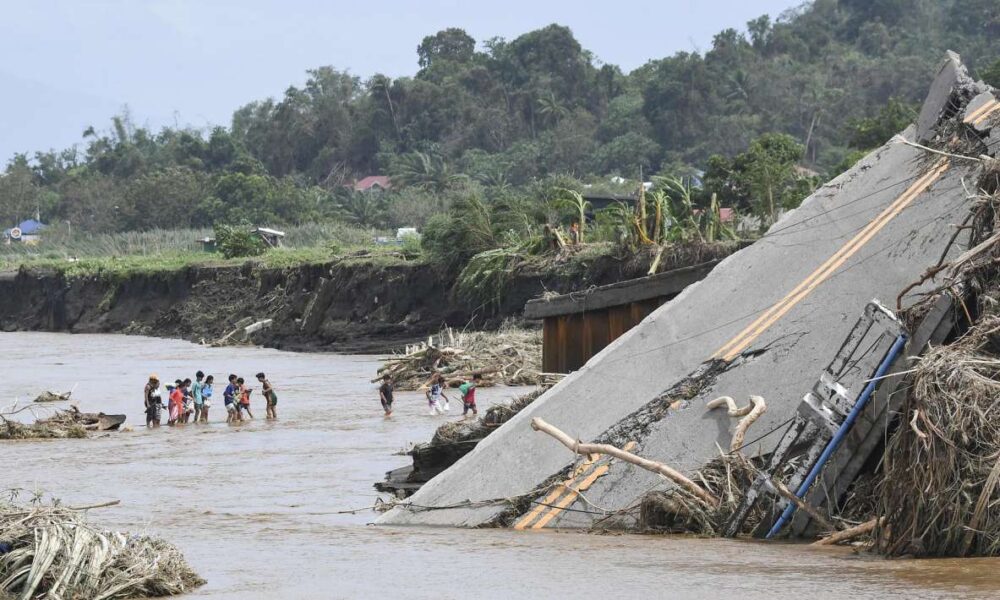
[353,176,391,192]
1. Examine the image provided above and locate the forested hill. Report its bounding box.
[3,0,1000,233]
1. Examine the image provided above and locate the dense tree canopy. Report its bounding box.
[2,0,999,234]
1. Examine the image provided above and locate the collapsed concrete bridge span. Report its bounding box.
[379,52,996,530]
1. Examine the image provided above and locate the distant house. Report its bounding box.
[3,219,47,244]
[252,227,285,248]
[353,175,391,192]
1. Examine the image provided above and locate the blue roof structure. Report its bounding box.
[17,219,46,235]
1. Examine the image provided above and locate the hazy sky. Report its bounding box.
[0,0,802,162]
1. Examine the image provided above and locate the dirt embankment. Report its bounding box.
[0,245,732,353]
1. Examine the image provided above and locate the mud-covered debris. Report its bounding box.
[33,390,71,403]
[0,406,125,440]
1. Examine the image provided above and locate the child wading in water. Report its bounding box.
[257,372,277,419]
[379,375,394,417]
[425,373,449,416]
[191,371,205,422]
[168,380,184,426]
[237,377,254,419]
[201,375,214,422]
[459,374,480,419]
[224,374,240,424]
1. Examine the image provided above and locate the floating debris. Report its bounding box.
[0,407,125,440]
[33,391,71,404]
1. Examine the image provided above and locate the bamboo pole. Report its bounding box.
[530,417,719,508]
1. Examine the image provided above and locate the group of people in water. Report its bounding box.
[143,371,277,428]
[378,372,481,418]
[141,369,475,426]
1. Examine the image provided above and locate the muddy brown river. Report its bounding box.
[4,332,1000,599]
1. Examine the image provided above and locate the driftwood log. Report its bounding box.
[812,518,883,546]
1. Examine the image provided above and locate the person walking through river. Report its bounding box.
[379,374,394,417]
[181,378,195,423]
[144,375,162,428]
[168,379,184,426]
[192,371,205,422]
[201,375,214,422]
[237,377,254,419]
[257,372,277,419]
[459,374,480,419]
[425,373,449,416]
[224,374,240,424]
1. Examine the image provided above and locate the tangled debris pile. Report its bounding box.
[0,407,125,440]
[0,497,204,599]
[875,165,1000,557]
[375,325,543,390]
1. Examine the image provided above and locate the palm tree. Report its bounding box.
[391,151,468,192]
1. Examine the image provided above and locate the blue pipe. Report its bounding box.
[765,333,908,539]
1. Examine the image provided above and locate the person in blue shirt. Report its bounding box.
[223,374,240,424]
[200,375,214,422]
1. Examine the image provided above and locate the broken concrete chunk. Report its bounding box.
[916,50,973,142]
[964,92,1000,132]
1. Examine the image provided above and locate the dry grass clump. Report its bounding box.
[876,314,1000,557]
[377,324,542,391]
[0,497,204,599]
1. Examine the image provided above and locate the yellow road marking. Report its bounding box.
[518,442,637,530]
[973,103,1000,126]
[513,453,599,530]
[530,465,610,529]
[965,99,999,124]
[713,159,950,362]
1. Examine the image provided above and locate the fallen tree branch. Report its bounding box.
[812,517,883,546]
[730,395,767,452]
[65,500,121,511]
[707,395,767,452]
[530,417,719,508]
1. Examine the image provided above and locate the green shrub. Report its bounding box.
[214,224,266,259]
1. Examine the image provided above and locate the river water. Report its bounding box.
[4,332,1000,599]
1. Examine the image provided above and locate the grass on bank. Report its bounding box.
[0,223,415,277]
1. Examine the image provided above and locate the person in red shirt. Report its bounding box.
[168,379,185,426]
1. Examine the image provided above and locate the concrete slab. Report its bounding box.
[915,50,970,142]
[379,132,975,527]
[963,92,999,133]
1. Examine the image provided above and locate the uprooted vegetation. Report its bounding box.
[0,407,124,440]
[874,164,1000,557]
[0,495,204,599]
[375,325,545,391]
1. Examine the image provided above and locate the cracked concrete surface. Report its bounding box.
[378,54,992,529]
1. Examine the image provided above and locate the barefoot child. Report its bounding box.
[257,372,278,419]
[224,374,239,424]
[168,380,184,426]
[192,371,205,422]
[425,373,448,416]
[459,374,480,419]
[237,377,254,419]
[379,374,394,416]
[201,375,214,422]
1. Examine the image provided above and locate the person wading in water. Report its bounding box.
[257,372,278,420]
[144,375,162,428]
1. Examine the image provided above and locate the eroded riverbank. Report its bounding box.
[5,332,1000,599]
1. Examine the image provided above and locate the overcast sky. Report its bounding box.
[0,0,802,162]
